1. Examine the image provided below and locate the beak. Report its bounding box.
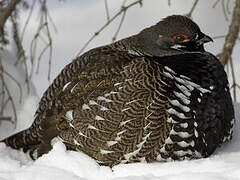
[197,34,213,45]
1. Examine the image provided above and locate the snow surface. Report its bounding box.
[0,99,239,180]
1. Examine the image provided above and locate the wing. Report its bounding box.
[3,46,144,153]
[57,54,173,167]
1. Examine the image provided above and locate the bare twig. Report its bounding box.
[104,0,110,21]
[0,116,11,121]
[29,0,54,83]
[186,0,199,17]
[212,0,221,8]
[0,59,17,124]
[229,57,238,102]
[222,0,229,21]
[46,8,57,33]
[21,0,37,42]
[218,0,240,65]
[76,0,143,56]
[226,0,231,14]
[212,34,226,39]
[168,0,171,6]
[0,0,20,30]
[10,14,31,94]
[36,40,50,72]
[45,26,53,83]
[0,65,23,104]
[112,4,127,42]
[11,15,26,64]
[41,3,53,83]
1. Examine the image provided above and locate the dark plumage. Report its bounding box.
[2,15,234,167]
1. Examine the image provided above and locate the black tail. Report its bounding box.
[1,112,61,157]
[1,122,40,152]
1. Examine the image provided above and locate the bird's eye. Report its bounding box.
[172,34,189,41]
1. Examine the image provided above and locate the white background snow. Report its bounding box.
[0,0,240,179]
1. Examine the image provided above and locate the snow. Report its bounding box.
[0,102,239,180]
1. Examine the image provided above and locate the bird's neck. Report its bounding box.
[111,35,147,56]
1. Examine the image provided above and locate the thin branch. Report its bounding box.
[0,56,23,104]
[104,0,110,21]
[229,57,237,101]
[212,0,221,8]
[0,59,17,124]
[29,0,54,83]
[36,40,50,74]
[168,0,171,6]
[76,0,143,56]
[218,0,240,65]
[0,116,11,121]
[20,0,37,42]
[228,56,240,102]
[212,34,226,39]
[186,0,199,17]
[11,15,26,65]
[45,24,53,83]
[226,0,231,15]
[35,0,53,83]
[35,2,53,82]
[45,7,57,34]
[222,0,229,21]
[1,85,16,124]
[0,65,23,104]
[10,14,30,94]
[0,0,20,30]
[112,4,127,42]
[30,31,39,78]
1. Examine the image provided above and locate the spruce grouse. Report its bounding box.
[2,15,235,167]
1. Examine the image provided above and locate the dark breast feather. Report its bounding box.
[151,52,234,156]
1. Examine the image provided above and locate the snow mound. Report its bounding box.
[0,104,239,180]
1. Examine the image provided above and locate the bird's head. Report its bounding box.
[133,15,213,57]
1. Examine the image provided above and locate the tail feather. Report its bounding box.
[1,112,60,156]
[2,124,40,151]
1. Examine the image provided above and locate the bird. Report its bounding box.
[1,15,235,167]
